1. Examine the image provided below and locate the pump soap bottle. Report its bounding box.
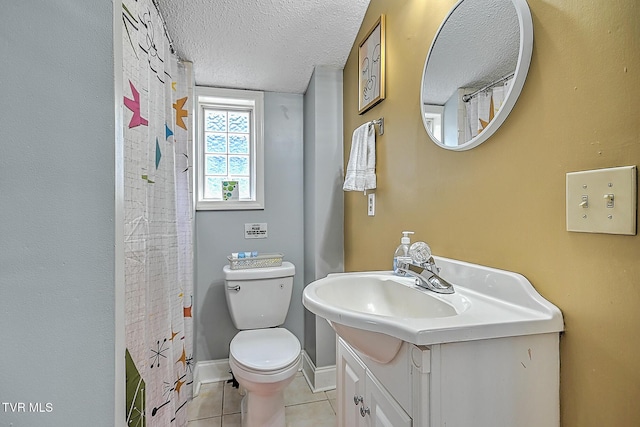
[393,231,414,275]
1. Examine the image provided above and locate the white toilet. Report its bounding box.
[223,261,301,427]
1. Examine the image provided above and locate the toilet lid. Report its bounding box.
[230,328,301,372]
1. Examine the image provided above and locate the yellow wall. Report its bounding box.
[343,0,639,425]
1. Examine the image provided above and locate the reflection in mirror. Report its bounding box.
[421,0,533,150]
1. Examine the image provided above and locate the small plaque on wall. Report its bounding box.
[244,223,268,239]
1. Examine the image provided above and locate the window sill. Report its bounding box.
[196,200,265,211]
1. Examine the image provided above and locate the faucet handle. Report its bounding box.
[409,241,432,265]
[410,241,441,273]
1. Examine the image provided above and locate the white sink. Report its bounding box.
[313,274,463,319]
[303,256,563,363]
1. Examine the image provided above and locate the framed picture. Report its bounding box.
[358,15,386,114]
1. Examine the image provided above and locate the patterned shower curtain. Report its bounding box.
[463,79,512,143]
[121,1,194,425]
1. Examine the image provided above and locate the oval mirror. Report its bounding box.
[420,0,533,150]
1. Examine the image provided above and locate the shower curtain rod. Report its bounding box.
[462,72,515,102]
[152,0,176,55]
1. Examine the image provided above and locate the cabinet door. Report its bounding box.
[366,371,412,427]
[337,340,367,427]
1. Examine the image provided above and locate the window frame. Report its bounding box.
[195,87,264,210]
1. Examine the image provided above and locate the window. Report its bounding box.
[195,87,264,210]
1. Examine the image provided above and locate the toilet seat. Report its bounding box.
[229,328,301,383]
[230,328,300,371]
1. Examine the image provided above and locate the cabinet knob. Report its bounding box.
[360,406,370,417]
[353,395,363,406]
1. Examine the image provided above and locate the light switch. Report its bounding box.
[566,166,637,235]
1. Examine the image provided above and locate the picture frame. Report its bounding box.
[358,15,386,114]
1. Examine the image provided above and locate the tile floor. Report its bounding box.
[187,373,337,426]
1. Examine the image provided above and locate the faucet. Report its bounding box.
[396,242,454,294]
[396,258,454,294]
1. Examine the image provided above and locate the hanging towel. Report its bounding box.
[343,122,376,192]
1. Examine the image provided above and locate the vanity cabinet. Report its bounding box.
[337,338,412,427]
[305,258,564,426]
[337,333,560,427]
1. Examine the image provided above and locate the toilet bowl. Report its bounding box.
[229,328,301,427]
[223,262,300,427]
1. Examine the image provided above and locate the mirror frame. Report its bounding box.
[420,0,533,151]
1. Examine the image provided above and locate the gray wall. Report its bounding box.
[194,92,305,361]
[0,1,116,425]
[303,66,344,367]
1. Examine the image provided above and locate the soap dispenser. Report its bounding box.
[393,231,414,275]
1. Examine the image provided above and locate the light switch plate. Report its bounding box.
[566,166,637,235]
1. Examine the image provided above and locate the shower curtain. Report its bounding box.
[122,1,194,425]
[464,79,511,143]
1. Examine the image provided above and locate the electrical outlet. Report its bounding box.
[368,193,375,216]
[566,166,637,235]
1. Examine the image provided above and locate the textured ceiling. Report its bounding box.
[422,0,521,105]
[158,0,371,94]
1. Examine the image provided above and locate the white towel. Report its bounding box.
[343,122,376,192]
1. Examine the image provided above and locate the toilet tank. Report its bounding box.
[224,262,295,330]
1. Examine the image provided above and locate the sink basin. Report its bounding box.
[304,271,469,362]
[314,275,459,319]
[303,256,563,363]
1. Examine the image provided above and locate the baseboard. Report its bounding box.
[301,350,336,393]
[193,359,232,396]
[194,352,335,396]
